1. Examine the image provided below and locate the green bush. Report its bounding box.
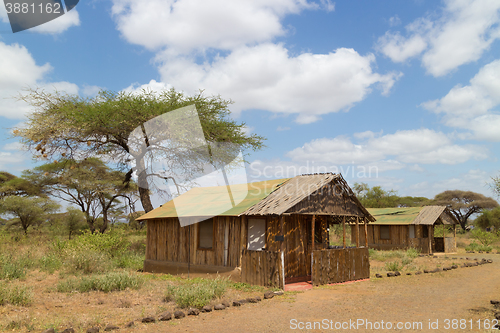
[57,271,144,293]
[405,248,420,259]
[165,277,229,309]
[470,229,497,246]
[384,261,403,272]
[465,242,492,252]
[113,252,144,271]
[39,254,62,274]
[0,283,33,306]
[0,256,27,280]
[66,250,111,274]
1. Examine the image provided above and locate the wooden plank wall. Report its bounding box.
[145,216,242,267]
[240,250,283,288]
[311,248,370,286]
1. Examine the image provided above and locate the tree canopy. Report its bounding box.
[433,190,499,230]
[23,158,137,233]
[14,88,265,213]
[474,207,500,230]
[0,196,60,234]
[353,183,429,208]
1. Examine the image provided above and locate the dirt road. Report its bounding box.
[132,253,500,333]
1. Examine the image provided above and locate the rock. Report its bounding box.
[232,301,242,306]
[274,291,284,296]
[491,300,500,305]
[125,321,134,328]
[494,312,500,320]
[488,259,493,263]
[187,308,200,316]
[247,297,258,303]
[201,305,213,313]
[415,271,422,275]
[86,328,99,333]
[451,265,458,269]
[222,300,231,308]
[419,254,425,257]
[387,272,395,277]
[406,272,412,275]
[423,270,430,274]
[238,299,249,304]
[214,304,226,310]
[254,296,262,302]
[104,325,119,331]
[432,268,443,273]
[61,329,75,333]
[174,310,186,319]
[375,273,383,278]
[264,291,274,299]
[433,255,438,258]
[142,316,156,323]
[42,329,55,333]
[394,271,401,276]
[158,312,172,321]
[473,262,479,266]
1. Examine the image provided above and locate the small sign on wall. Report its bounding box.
[275,235,284,242]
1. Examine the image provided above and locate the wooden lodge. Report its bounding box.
[137,173,375,289]
[350,206,459,254]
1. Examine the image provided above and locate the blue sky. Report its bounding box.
[1,0,500,203]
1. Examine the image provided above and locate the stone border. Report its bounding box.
[41,291,285,333]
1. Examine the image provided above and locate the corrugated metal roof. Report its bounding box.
[368,206,458,225]
[136,178,289,220]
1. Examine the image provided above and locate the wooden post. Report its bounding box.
[311,216,314,277]
[364,217,368,248]
[443,224,445,238]
[342,216,346,248]
[280,215,285,288]
[428,225,432,254]
[355,217,360,248]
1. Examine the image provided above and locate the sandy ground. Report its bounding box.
[2,253,500,333]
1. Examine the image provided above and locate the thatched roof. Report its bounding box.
[241,173,375,221]
[368,206,458,225]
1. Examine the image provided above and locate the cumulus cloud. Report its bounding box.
[123,79,172,94]
[423,59,500,141]
[0,41,79,119]
[377,0,500,76]
[157,45,400,123]
[30,9,80,34]
[286,129,487,165]
[111,0,318,52]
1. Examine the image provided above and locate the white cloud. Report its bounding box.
[123,79,172,94]
[377,0,500,76]
[111,0,318,52]
[286,128,487,165]
[277,126,290,131]
[388,15,401,27]
[0,41,79,119]
[423,59,500,141]
[30,9,80,34]
[82,85,104,96]
[157,45,400,123]
[2,142,24,151]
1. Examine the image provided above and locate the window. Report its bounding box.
[247,218,266,251]
[198,219,214,249]
[409,225,415,239]
[380,225,390,240]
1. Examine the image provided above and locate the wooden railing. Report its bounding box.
[312,248,370,286]
[241,250,283,289]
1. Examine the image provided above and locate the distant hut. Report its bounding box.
[351,206,459,254]
[137,173,375,288]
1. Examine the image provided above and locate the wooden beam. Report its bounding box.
[311,215,316,249]
[428,225,432,254]
[342,216,346,249]
[355,216,360,248]
[364,217,368,248]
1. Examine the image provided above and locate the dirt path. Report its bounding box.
[129,253,500,333]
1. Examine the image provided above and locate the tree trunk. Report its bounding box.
[136,156,154,213]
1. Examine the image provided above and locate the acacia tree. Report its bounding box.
[0,196,60,234]
[14,88,265,212]
[353,183,429,208]
[0,171,42,198]
[433,190,499,230]
[24,158,137,233]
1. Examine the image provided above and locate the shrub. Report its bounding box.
[0,283,33,306]
[384,261,403,272]
[0,256,27,280]
[470,229,497,246]
[405,248,420,259]
[465,242,492,252]
[57,271,144,293]
[165,277,229,309]
[39,254,62,274]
